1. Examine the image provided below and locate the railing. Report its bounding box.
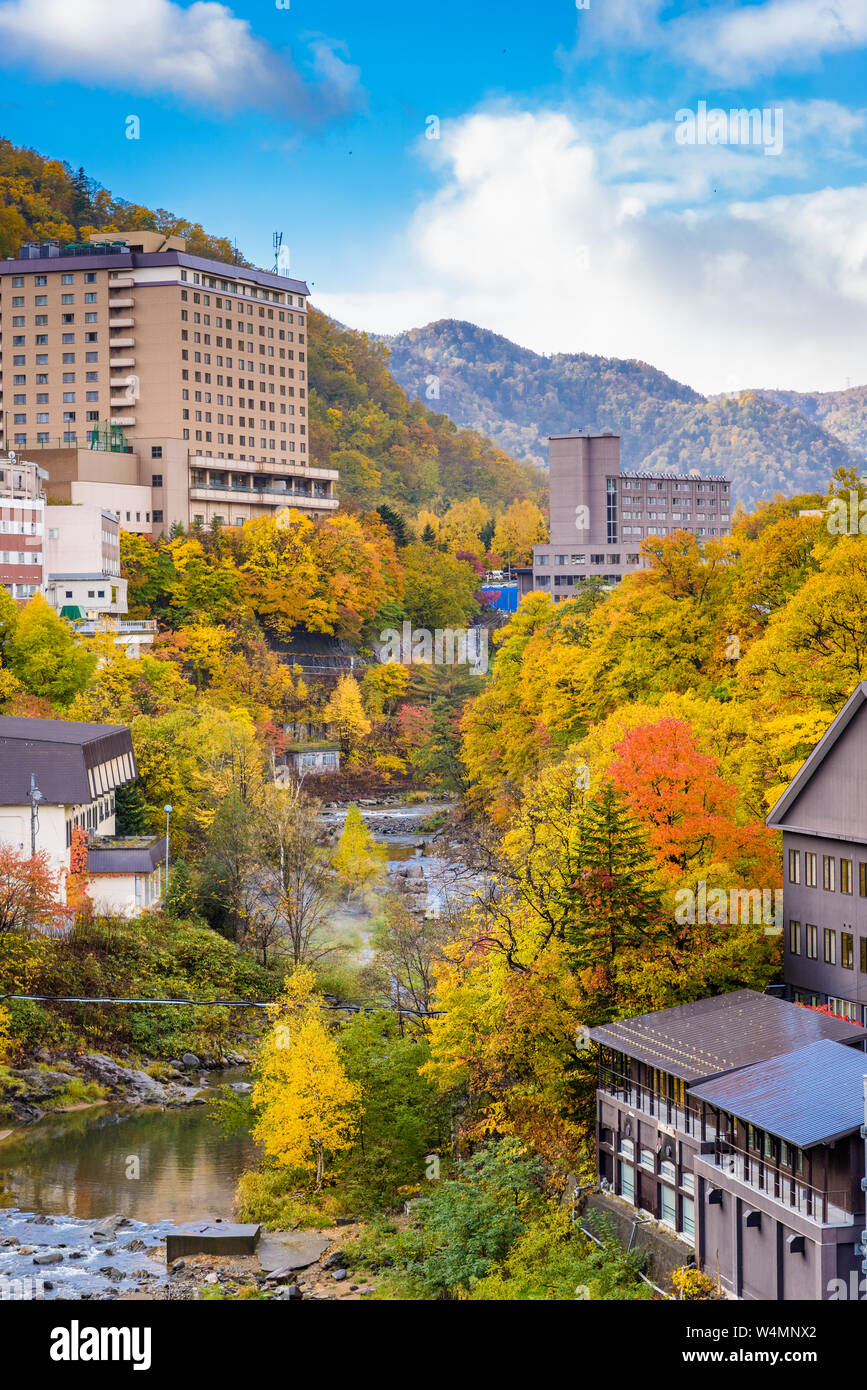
[708,1146,852,1226]
[74,619,157,635]
[189,480,334,501]
[602,1071,703,1137]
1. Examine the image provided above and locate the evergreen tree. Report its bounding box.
[376,503,410,548]
[566,782,662,981]
[421,523,437,545]
[114,781,150,835]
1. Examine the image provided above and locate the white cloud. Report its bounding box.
[317,106,867,394]
[0,0,363,119]
[574,0,867,81]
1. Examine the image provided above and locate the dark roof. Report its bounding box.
[688,1039,867,1148]
[86,835,166,874]
[588,989,867,1083]
[767,682,867,832]
[0,716,135,805]
[0,247,309,296]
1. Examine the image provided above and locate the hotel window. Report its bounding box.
[823,856,835,891]
[860,863,867,897]
[659,1184,676,1228]
[639,1149,654,1171]
[842,932,854,970]
[680,1196,695,1242]
[841,858,853,894]
[861,938,867,973]
[619,1137,634,1160]
[659,1159,676,1183]
[789,920,801,955]
[806,923,818,959]
[788,849,800,883]
[805,852,817,887]
[823,927,836,965]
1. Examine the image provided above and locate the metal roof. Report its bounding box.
[588,989,867,1083]
[0,716,134,805]
[688,1039,867,1148]
[86,835,166,874]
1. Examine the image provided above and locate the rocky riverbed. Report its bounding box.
[0,1211,377,1301]
[1,1049,251,1129]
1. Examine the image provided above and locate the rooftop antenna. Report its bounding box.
[272,231,283,274]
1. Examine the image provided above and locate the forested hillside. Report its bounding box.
[385,319,863,505]
[754,383,867,458]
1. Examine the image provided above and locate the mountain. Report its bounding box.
[384,320,864,505]
[751,385,867,459]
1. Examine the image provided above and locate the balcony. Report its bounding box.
[111,396,138,407]
[701,1147,852,1227]
[74,619,157,636]
[110,415,136,426]
[109,316,134,328]
[188,481,338,509]
[108,297,134,308]
[108,276,134,288]
[109,356,135,369]
[602,1072,702,1138]
[109,337,134,349]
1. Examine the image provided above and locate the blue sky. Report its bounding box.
[1,0,866,392]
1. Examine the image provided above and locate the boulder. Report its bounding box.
[181,1053,200,1069]
[33,1251,63,1266]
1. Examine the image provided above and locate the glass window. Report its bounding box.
[659,1159,676,1183]
[824,927,836,965]
[823,856,835,891]
[680,1195,695,1241]
[843,932,854,969]
[788,849,800,883]
[620,1137,634,1160]
[806,924,818,958]
[841,859,853,894]
[639,1149,654,1171]
[660,1184,676,1228]
[805,852,817,887]
[619,1162,635,1204]
[789,920,801,954]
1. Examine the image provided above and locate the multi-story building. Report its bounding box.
[0,232,339,534]
[0,451,46,599]
[590,989,867,1300]
[768,681,867,1023]
[0,715,165,917]
[43,502,127,620]
[521,432,731,597]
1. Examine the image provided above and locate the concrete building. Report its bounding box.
[0,233,338,534]
[0,452,46,599]
[590,989,867,1301]
[768,682,867,1023]
[0,715,165,917]
[523,432,732,597]
[43,502,127,620]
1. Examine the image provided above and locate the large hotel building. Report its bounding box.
[520,431,731,597]
[0,232,338,534]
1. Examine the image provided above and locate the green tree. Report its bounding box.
[7,595,96,705]
[333,804,386,898]
[164,859,198,919]
[114,781,150,835]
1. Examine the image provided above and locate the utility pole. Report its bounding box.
[28,772,42,858]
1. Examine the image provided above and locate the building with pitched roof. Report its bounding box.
[589,989,867,1300]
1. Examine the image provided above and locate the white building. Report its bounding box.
[0,715,165,918]
[43,503,127,619]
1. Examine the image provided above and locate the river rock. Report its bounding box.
[229,1082,252,1094]
[33,1251,63,1265]
[331,1269,348,1282]
[92,1215,130,1239]
[181,1053,200,1069]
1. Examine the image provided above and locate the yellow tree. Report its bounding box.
[252,967,361,1189]
[322,674,371,755]
[492,499,547,566]
[333,803,386,897]
[439,497,492,558]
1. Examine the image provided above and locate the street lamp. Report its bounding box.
[29,771,42,858]
[164,804,173,886]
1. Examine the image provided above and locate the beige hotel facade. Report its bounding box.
[0,232,338,534]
